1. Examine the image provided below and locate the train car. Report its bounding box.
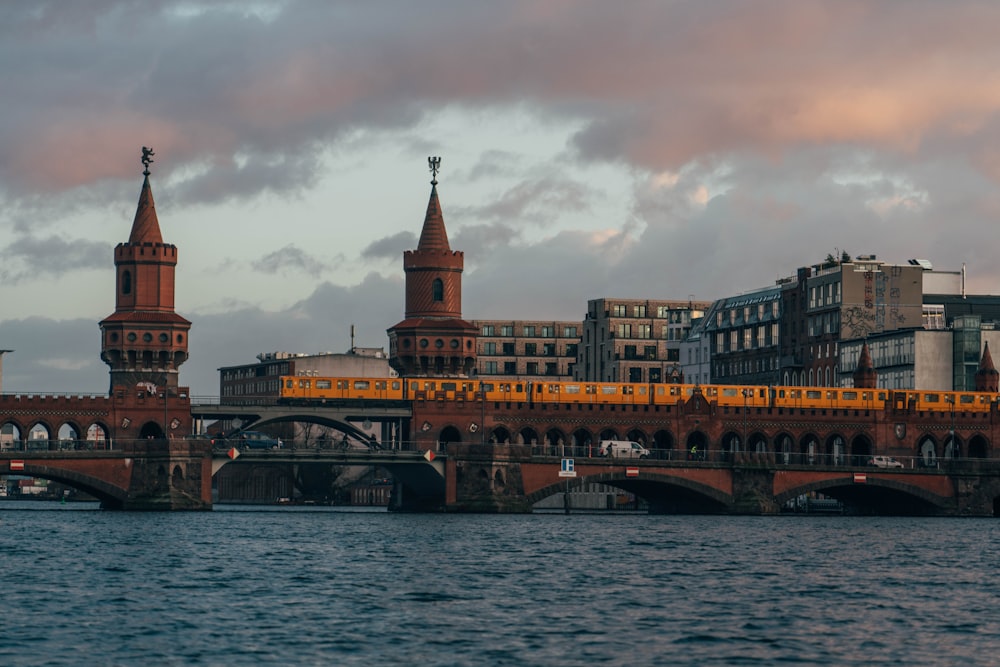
[480,381,529,403]
[889,389,997,414]
[770,386,886,411]
[649,383,693,406]
[696,384,771,409]
[530,381,651,405]
[278,376,405,403]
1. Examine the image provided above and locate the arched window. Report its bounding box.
[432,278,443,302]
[122,270,132,295]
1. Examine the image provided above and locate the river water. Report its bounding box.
[1,501,997,666]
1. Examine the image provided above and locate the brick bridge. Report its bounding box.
[442,444,1000,516]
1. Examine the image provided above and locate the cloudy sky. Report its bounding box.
[2,0,1000,397]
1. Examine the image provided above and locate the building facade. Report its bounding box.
[575,298,710,383]
[472,320,580,380]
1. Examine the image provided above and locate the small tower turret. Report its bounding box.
[853,342,877,389]
[975,342,999,392]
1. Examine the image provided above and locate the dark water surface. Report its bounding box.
[1,502,998,666]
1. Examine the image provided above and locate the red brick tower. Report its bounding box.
[100,148,191,401]
[975,342,999,392]
[852,342,877,389]
[387,158,478,376]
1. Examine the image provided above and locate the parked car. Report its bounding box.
[869,455,904,468]
[597,440,650,459]
[238,431,283,450]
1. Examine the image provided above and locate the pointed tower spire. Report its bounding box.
[853,342,877,389]
[100,147,191,403]
[386,157,478,377]
[417,182,451,252]
[129,147,163,244]
[975,341,999,392]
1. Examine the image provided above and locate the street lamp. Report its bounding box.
[947,394,956,460]
[742,388,750,459]
[479,380,486,446]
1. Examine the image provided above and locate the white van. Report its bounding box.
[598,440,650,459]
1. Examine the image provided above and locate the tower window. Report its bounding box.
[432,278,443,302]
[122,270,132,295]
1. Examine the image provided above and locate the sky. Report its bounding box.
[2,0,1000,398]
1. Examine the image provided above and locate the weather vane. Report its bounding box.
[428,156,441,184]
[141,146,155,175]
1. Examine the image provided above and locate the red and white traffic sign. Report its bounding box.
[424,450,436,462]
[853,473,867,484]
[227,447,241,460]
[626,467,639,477]
[10,460,24,471]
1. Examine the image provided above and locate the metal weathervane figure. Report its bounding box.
[141,146,155,175]
[428,156,441,184]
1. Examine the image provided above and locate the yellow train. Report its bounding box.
[278,376,999,414]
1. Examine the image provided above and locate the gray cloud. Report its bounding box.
[0,235,110,283]
[361,231,417,261]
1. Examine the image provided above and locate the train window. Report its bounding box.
[878,392,887,401]
[778,389,786,398]
[547,385,560,393]
[376,382,385,390]
[806,391,821,399]
[923,393,940,403]
[722,388,738,397]
[826,391,835,399]
[564,385,580,394]
[623,386,633,395]
[601,386,618,395]
[515,384,524,392]
[354,381,370,390]
[960,394,975,405]
[638,386,647,395]
[843,391,858,400]
[299,380,311,389]
[392,381,401,390]
[585,385,597,394]
[442,382,456,391]
[285,380,293,389]
[317,380,332,390]
[482,383,494,392]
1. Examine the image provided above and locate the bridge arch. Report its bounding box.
[544,427,567,455]
[139,421,165,439]
[944,432,961,459]
[849,433,873,465]
[824,433,847,465]
[249,414,380,449]
[439,425,463,448]
[748,431,768,455]
[969,434,989,459]
[917,434,938,467]
[774,475,950,515]
[3,463,128,509]
[799,433,821,464]
[652,429,674,458]
[598,427,621,442]
[525,471,731,513]
[625,428,648,445]
[490,425,512,444]
[517,427,539,446]
[775,432,794,464]
[572,428,594,455]
[684,431,708,460]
